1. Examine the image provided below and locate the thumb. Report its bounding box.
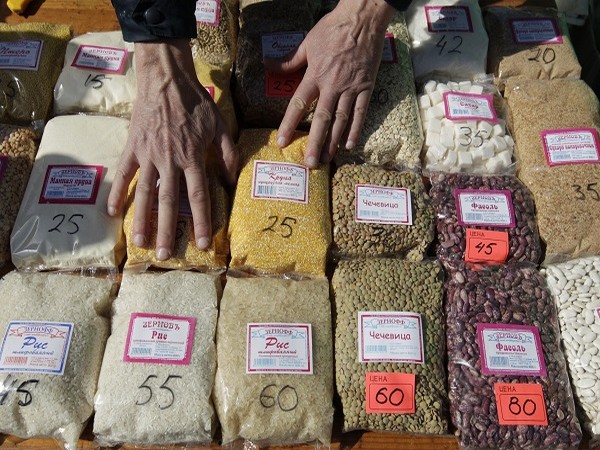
[263,41,308,74]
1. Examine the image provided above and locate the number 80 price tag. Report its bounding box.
[493,382,548,426]
[366,372,415,414]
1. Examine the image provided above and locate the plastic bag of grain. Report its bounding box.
[484,7,581,91]
[228,129,331,278]
[335,13,423,169]
[332,258,448,435]
[0,124,38,267]
[10,115,128,271]
[505,78,600,264]
[192,0,238,70]
[331,164,435,261]
[93,270,221,446]
[235,1,315,128]
[406,0,488,83]
[419,79,516,174]
[53,31,136,117]
[0,23,70,126]
[214,275,334,446]
[0,270,114,450]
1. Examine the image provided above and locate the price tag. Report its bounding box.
[424,6,474,33]
[381,33,398,63]
[195,0,220,26]
[494,383,548,426]
[366,372,415,414]
[510,18,562,45]
[0,40,43,71]
[541,128,600,166]
[265,70,302,98]
[205,85,215,99]
[443,92,498,122]
[71,45,128,74]
[38,165,104,205]
[465,228,509,264]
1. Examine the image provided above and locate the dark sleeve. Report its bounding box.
[111,0,198,42]
[383,0,413,11]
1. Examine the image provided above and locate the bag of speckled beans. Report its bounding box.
[542,257,600,444]
[93,270,220,447]
[429,172,541,266]
[419,79,516,174]
[331,164,434,260]
[214,275,334,447]
[445,262,582,450]
[0,271,114,450]
[335,13,423,169]
[228,129,331,278]
[406,0,488,83]
[53,31,136,117]
[0,23,70,126]
[0,124,38,267]
[484,7,581,91]
[235,0,315,128]
[505,78,600,264]
[123,164,230,271]
[332,259,448,435]
[10,115,128,271]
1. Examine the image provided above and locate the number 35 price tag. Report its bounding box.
[494,383,548,426]
[366,372,415,414]
[465,228,509,264]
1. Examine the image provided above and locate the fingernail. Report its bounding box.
[306,156,319,168]
[345,140,356,150]
[107,206,117,216]
[133,234,146,247]
[156,247,171,261]
[277,136,286,147]
[196,237,210,250]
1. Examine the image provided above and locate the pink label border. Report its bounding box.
[381,33,398,64]
[454,189,516,228]
[196,0,221,27]
[359,313,424,364]
[38,164,104,205]
[443,91,498,123]
[425,6,474,33]
[510,18,563,45]
[71,45,128,74]
[251,160,308,203]
[354,184,412,225]
[541,128,600,166]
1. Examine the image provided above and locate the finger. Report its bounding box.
[321,92,354,163]
[277,80,319,148]
[212,115,238,186]
[184,164,212,250]
[263,41,307,74]
[155,167,180,260]
[305,92,337,168]
[345,90,372,150]
[107,151,138,216]
[131,165,158,248]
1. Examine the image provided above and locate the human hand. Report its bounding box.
[107,39,237,260]
[264,0,395,168]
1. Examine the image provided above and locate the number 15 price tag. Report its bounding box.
[494,382,548,426]
[465,228,509,264]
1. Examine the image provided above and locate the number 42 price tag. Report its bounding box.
[494,383,548,426]
[465,228,509,264]
[366,372,415,414]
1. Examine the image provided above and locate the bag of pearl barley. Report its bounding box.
[214,275,334,447]
[228,129,331,278]
[93,270,220,447]
[332,258,448,435]
[0,271,114,450]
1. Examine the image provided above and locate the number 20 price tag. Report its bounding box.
[494,383,548,426]
[465,228,509,264]
[366,372,415,414]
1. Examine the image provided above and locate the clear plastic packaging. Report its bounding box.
[331,164,434,261]
[53,31,137,117]
[0,270,114,450]
[10,115,128,271]
[214,275,334,447]
[192,0,238,70]
[332,258,448,435]
[445,262,582,450]
[93,270,221,447]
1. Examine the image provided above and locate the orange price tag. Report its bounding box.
[494,383,548,426]
[265,70,302,98]
[366,372,415,414]
[465,228,509,264]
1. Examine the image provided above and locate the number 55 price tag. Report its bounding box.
[366,372,415,414]
[465,228,509,264]
[494,382,548,426]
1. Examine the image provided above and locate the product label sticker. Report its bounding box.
[246,323,313,374]
[444,92,498,122]
[123,313,196,365]
[0,155,9,182]
[195,0,220,26]
[71,45,128,74]
[358,312,424,363]
[494,383,548,426]
[541,128,600,166]
[0,40,43,71]
[261,32,305,59]
[381,33,398,63]
[355,185,413,226]
[454,189,516,228]
[465,228,509,264]
[265,70,302,98]
[366,372,415,414]
[478,324,546,376]
[510,18,563,45]
[205,85,215,99]
[252,160,309,204]
[0,321,73,375]
[425,6,473,33]
[39,165,104,204]
[596,307,600,322]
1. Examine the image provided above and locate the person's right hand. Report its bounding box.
[107,39,237,261]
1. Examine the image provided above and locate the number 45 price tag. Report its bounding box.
[366,372,415,414]
[494,383,548,426]
[465,228,509,264]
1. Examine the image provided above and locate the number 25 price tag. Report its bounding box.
[494,383,548,426]
[366,372,415,414]
[265,70,302,98]
[465,228,509,264]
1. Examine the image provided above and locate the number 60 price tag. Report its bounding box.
[493,382,548,426]
[366,372,415,414]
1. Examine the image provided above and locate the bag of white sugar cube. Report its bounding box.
[94,270,221,447]
[419,79,515,175]
[0,271,114,450]
[10,115,128,271]
[406,0,489,83]
[53,31,136,117]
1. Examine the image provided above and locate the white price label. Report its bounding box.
[195,0,220,26]
[542,128,600,166]
[355,185,413,225]
[252,161,309,204]
[511,18,562,44]
[39,165,103,204]
[454,189,516,228]
[0,40,43,71]
[261,32,305,59]
[444,92,497,122]
[71,45,128,74]
[381,33,398,63]
[425,6,473,32]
